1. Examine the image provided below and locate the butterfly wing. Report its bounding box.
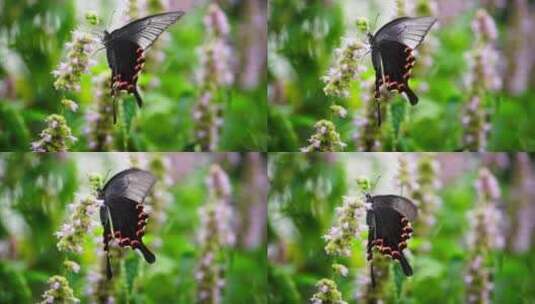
[372,39,419,105]
[109,11,185,50]
[101,168,157,276]
[103,168,157,204]
[102,197,155,268]
[106,38,145,112]
[371,17,436,107]
[369,206,414,276]
[372,16,436,50]
[105,11,184,119]
[373,206,404,249]
[370,195,417,221]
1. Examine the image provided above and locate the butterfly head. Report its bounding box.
[96,169,113,200]
[96,187,105,201]
[367,32,374,45]
[102,30,111,44]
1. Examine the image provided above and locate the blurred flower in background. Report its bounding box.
[465,167,504,304]
[193,3,234,151]
[196,164,235,304]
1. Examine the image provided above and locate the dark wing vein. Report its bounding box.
[373,16,436,49]
[109,11,185,50]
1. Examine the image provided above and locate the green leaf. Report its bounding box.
[393,263,405,300]
[124,254,140,296]
[390,100,406,140]
[0,101,30,150]
[0,262,32,304]
[123,98,137,129]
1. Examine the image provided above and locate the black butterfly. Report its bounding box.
[368,16,436,125]
[365,193,418,285]
[102,11,185,123]
[98,168,157,279]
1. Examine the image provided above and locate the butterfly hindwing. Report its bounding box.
[107,38,145,111]
[100,168,157,279]
[373,206,404,249]
[366,194,416,277]
[372,40,419,105]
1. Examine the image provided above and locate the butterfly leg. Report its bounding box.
[367,225,377,288]
[112,97,118,124]
[110,74,123,124]
[102,214,114,279]
[132,89,143,108]
[374,77,384,126]
[376,101,382,126]
[370,263,376,288]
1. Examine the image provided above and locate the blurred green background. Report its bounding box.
[0,152,267,303]
[0,0,267,151]
[268,0,535,151]
[268,153,535,303]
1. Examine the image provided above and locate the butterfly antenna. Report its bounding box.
[106,253,113,279]
[108,8,117,30]
[104,169,112,183]
[90,45,107,58]
[371,174,382,192]
[372,13,380,32]
[89,29,103,37]
[112,97,118,124]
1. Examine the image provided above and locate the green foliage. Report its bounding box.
[0,263,32,303]
[0,101,31,149]
[268,265,302,304]
[124,254,140,298]
[269,153,348,299]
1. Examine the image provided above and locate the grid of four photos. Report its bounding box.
[1,0,535,303]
